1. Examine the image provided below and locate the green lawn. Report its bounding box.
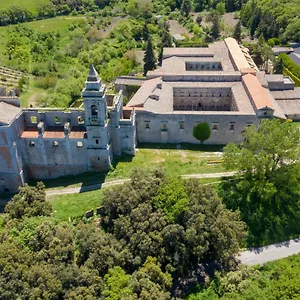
[39,144,226,190]
[25,16,86,32]
[49,189,103,221]
[0,0,50,14]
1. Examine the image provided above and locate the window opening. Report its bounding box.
[91,105,98,116]
[30,116,37,124]
[54,116,61,124]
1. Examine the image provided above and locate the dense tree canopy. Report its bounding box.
[0,169,246,298]
[222,119,300,246]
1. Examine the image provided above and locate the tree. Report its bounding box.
[143,38,156,76]
[5,182,51,220]
[222,119,300,245]
[206,10,221,39]
[193,122,211,144]
[142,22,149,41]
[216,2,225,15]
[158,22,172,65]
[196,15,202,25]
[180,0,192,17]
[152,177,188,222]
[274,57,283,74]
[233,20,242,42]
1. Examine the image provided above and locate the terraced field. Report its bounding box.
[0,66,24,88]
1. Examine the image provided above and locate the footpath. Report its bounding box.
[45,171,237,196]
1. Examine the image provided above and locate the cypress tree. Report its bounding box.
[143,38,156,76]
[233,20,242,42]
[142,23,149,41]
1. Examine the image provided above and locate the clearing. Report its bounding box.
[0,0,50,14]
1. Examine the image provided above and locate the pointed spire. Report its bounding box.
[87,65,99,82]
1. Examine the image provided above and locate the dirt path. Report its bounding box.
[46,171,237,197]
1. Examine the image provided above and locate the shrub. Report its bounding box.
[193,122,211,144]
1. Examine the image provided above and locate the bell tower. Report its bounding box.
[82,66,111,171]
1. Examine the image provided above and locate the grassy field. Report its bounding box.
[49,189,103,221]
[25,16,86,32]
[38,144,226,190]
[0,0,50,14]
[48,177,227,222]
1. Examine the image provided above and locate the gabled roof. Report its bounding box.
[0,101,22,126]
[242,74,274,111]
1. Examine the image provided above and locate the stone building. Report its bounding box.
[0,67,136,193]
[1,38,300,193]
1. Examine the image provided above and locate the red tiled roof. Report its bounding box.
[69,131,86,139]
[21,130,39,139]
[43,131,65,139]
[242,74,274,110]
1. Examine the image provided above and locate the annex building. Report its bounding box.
[1,38,300,193]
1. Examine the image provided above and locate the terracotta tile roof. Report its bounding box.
[21,130,39,139]
[242,74,274,110]
[69,131,86,139]
[43,131,65,139]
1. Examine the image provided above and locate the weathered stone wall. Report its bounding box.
[135,111,259,145]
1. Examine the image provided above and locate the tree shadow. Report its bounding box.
[28,154,134,192]
[137,142,225,152]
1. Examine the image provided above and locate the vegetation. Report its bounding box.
[187,253,300,299]
[221,119,300,246]
[241,0,300,41]
[193,122,211,144]
[279,53,300,82]
[0,170,246,298]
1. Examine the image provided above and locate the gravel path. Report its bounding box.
[46,171,237,197]
[239,238,300,265]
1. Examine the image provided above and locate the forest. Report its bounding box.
[0,119,300,299]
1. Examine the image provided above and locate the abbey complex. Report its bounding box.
[0,38,300,193]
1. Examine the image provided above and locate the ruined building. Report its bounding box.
[1,38,300,193]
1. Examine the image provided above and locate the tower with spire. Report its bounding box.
[82,66,112,171]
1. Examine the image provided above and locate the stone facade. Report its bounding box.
[0,67,136,193]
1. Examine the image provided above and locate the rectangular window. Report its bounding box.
[179,122,184,129]
[53,141,58,147]
[54,116,61,124]
[161,123,167,131]
[30,116,37,124]
[77,141,83,148]
[212,123,218,131]
[145,122,150,129]
[29,141,35,147]
[229,123,235,130]
[96,139,99,144]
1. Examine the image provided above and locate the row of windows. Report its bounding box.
[145,122,253,131]
[29,141,83,148]
[30,116,85,125]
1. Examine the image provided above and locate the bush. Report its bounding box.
[193,122,211,144]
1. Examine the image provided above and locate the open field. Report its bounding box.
[25,16,86,32]
[36,144,226,190]
[0,0,50,14]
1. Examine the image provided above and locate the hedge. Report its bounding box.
[278,53,300,79]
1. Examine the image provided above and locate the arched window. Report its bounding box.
[91,105,98,116]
